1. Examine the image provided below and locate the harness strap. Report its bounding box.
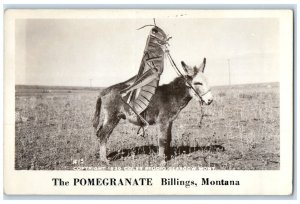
[199,89,211,97]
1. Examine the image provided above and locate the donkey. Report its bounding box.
[92,58,213,163]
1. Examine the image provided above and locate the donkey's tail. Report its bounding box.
[92,97,102,129]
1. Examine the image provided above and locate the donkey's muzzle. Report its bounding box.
[200,90,213,105]
[200,98,213,106]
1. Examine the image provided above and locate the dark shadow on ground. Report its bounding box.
[105,144,225,161]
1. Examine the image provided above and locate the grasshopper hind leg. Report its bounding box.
[137,118,149,137]
[120,97,149,137]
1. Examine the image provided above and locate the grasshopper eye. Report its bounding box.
[194,82,203,86]
[152,29,158,33]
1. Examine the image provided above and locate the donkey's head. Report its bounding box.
[181,58,213,105]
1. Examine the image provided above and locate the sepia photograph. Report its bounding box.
[4,9,293,195]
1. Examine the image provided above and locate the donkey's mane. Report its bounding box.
[160,76,187,90]
[158,75,191,98]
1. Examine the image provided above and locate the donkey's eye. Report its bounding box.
[194,82,203,85]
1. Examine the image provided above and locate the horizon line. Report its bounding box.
[15,81,280,89]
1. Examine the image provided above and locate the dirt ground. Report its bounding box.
[15,82,280,170]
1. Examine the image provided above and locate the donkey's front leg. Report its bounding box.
[158,122,173,160]
[99,142,109,164]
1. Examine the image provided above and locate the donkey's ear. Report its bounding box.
[181,61,189,73]
[181,61,194,76]
[198,57,206,73]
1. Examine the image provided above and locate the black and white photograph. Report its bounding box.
[4,9,293,195]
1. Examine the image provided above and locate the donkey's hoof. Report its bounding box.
[156,155,167,166]
[100,158,110,165]
[159,160,167,167]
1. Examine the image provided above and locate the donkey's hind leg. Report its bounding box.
[96,112,120,164]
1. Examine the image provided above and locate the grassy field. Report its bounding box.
[15,82,280,170]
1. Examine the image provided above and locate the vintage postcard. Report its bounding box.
[4,9,293,195]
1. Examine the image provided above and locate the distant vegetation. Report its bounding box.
[16,85,104,96]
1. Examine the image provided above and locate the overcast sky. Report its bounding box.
[15,17,279,87]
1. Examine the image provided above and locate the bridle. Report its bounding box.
[198,88,211,98]
[186,81,211,103]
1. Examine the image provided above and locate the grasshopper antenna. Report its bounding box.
[136,18,157,30]
[137,24,155,30]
